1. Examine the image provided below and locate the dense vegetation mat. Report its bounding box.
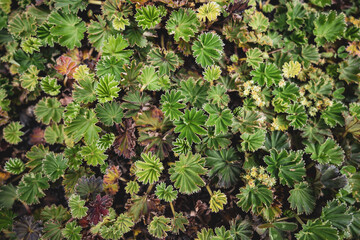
[1,0,360,239]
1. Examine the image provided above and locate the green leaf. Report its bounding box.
[138,66,161,91]
[48,11,86,49]
[338,57,360,84]
[192,32,224,68]
[26,144,48,173]
[148,48,183,76]
[213,226,232,240]
[21,37,42,54]
[102,34,133,61]
[288,182,316,215]
[135,152,164,185]
[155,182,178,202]
[20,65,39,91]
[264,150,305,187]
[166,8,200,42]
[160,90,185,120]
[203,65,221,82]
[0,209,15,231]
[305,138,344,166]
[197,2,221,22]
[179,78,209,108]
[0,0,11,14]
[95,101,123,126]
[43,221,63,240]
[310,0,331,7]
[204,103,233,135]
[44,124,65,144]
[41,205,70,222]
[87,15,116,50]
[169,153,207,194]
[135,5,165,30]
[3,122,24,144]
[209,190,227,213]
[17,173,50,205]
[196,228,214,240]
[246,48,263,68]
[264,131,290,151]
[313,11,346,45]
[73,77,98,104]
[207,85,230,106]
[4,158,25,174]
[286,1,306,31]
[236,184,273,214]
[97,133,115,150]
[123,22,148,48]
[8,13,36,38]
[240,129,266,152]
[34,98,64,124]
[251,63,282,86]
[96,56,124,80]
[40,76,61,96]
[43,153,68,182]
[321,102,347,127]
[174,108,207,144]
[96,74,120,103]
[14,49,46,73]
[37,23,57,47]
[113,213,134,237]
[62,222,82,240]
[80,144,107,166]
[287,104,307,129]
[125,180,140,196]
[55,0,88,14]
[0,184,17,209]
[68,194,88,219]
[205,148,241,188]
[296,219,338,240]
[65,109,101,144]
[320,200,352,232]
[249,11,269,32]
[282,61,301,79]
[148,216,171,239]
[229,218,253,240]
[295,45,320,68]
[172,212,188,234]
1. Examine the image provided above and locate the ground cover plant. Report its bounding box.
[1,0,360,239]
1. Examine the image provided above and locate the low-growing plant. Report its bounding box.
[1,0,360,239]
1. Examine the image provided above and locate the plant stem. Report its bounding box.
[161,34,165,49]
[306,162,315,170]
[169,201,176,216]
[20,200,31,214]
[276,217,290,222]
[206,185,213,196]
[146,183,154,194]
[294,214,305,225]
[88,0,102,5]
[119,177,128,182]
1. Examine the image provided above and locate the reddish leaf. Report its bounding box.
[54,55,78,79]
[113,119,136,159]
[29,127,45,145]
[87,194,113,225]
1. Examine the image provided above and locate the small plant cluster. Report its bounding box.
[1,0,360,239]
